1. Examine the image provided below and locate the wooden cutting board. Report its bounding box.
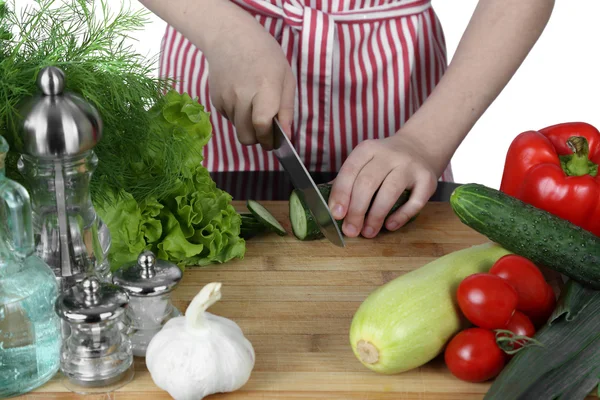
[21,202,594,400]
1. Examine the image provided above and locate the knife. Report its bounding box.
[272,118,345,248]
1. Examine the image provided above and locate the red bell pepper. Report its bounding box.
[500,122,600,236]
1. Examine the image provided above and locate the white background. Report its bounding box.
[19,1,600,189]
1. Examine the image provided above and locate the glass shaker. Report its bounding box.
[112,250,182,357]
[55,276,134,393]
[17,66,111,287]
[0,135,61,398]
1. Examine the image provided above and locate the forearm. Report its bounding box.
[401,0,555,176]
[138,0,259,58]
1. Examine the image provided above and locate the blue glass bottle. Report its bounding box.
[0,135,61,397]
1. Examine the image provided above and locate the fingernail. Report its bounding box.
[332,204,344,219]
[363,226,374,237]
[387,221,399,231]
[345,224,358,236]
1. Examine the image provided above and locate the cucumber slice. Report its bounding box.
[246,200,286,236]
[290,183,412,240]
[289,190,328,240]
[239,212,269,239]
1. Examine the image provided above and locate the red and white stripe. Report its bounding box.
[159,0,453,181]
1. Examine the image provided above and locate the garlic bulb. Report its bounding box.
[146,282,255,400]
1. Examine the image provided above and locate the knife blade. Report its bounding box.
[272,118,345,247]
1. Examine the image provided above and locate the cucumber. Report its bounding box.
[450,183,600,289]
[290,183,411,240]
[246,200,286,236]
[239,213,268,239]
[289,189,332,240]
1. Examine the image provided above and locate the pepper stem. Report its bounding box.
[186,282,222,332]
[560,136,598,177]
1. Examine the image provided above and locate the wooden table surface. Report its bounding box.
[21,201,595,400]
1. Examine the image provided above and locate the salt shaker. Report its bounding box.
[112,250,182,356]
[55,276,134,393]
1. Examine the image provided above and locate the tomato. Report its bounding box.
[505,310,535,337]
[489,255,549,315]
[444,328,506,382]
[457,273,519,329]
[502,310,536,351]
[525,284,557,328]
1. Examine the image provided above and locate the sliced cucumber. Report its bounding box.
[246,200,286,236]
[239,212,268,239]
[289,190,326,240]
[290,183,412,240]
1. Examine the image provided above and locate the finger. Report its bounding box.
[233,100,257,146]
[211,93,232,122]
[362,169,409,238]
[328,141,375,221]
[385,171,437,231]
[252,86,281,151]
[342,159,390,238]
[277,69,296,139]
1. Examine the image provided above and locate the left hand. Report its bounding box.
[328,133,439,238]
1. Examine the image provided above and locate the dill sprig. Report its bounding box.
[0,0,194,204]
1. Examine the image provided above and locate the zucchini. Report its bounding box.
[290,183,411,240]
[485,280,600,399]
[246,200,286,236]
[450,184,600,289]
[349,242,512,374]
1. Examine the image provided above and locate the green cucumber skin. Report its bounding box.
[291,183,411,241]
[240,214,267,230]
[240,213,268,239]
[451,184,600,289]
[246,200,286,236]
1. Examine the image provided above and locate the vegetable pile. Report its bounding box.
[348,122,600,399]
[0,0,245,269]
[348,242,511,374]
[445,255,552,383]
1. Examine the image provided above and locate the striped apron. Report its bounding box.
[159,0,454,182]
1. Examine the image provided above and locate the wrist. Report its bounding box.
[393,124,456,178]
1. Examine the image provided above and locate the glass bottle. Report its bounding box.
[55,276,134,393]
[112,250,183,356]
[17,66,111,287]
[0,135,61,397]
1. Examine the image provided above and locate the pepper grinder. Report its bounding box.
[55,276,134,393]
[112,250,183,357]
[18,66,111,288]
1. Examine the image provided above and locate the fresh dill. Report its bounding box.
[0,0,198,205]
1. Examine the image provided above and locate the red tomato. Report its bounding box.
[444,328,506,382]
[525,284,557,328]
[503,310,536,351]
[457,273,519,329]
[489,255,549,315]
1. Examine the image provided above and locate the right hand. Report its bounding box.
[205,19,296,150]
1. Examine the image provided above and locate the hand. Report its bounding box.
[328,134,439,238]
[206,20,295,149]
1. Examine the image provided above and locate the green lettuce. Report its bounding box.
[95,90,245,270]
